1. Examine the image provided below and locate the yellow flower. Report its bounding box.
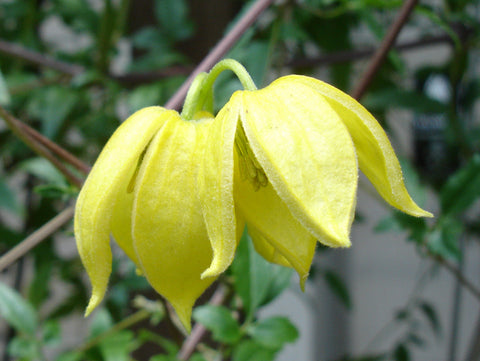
[199,74,433,288]
[74,107,232,332]
[74,60,432,332]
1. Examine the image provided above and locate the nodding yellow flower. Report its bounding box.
[74,107,230,332]
[199,72,433,287]
[74,60,432,332]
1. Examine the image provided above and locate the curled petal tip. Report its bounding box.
[200,265,222,280]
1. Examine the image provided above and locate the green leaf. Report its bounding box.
[154,0,193,41]
[417,301,441,337]
[99,330,137,361]
[393,343,410,361]
[324,270,351,309]
[193,305,241,344]
[0,68,11,105]
[247,317,299,350]
[0,282,37,335]
[19,157,68,186]
[55,351,84,361]
[26,86,77,138]
[7,336,40,360]
[0,175,23,216]
[426,217,461,260]
[231,233,274,318]
[441,154,480,216]
[42,320,62,347]
[232,340,276,361]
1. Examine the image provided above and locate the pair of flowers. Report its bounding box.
[74,60,431,331]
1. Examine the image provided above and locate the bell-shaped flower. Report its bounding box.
[200,74,432,287]
[74,107,232,332]
[75,60,432,332]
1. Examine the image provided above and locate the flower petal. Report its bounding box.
[132,114,215,332]
[74,106,170,315]
[199,99,242,278]
[235,160,316,288]
[290,75,432,217]
[239,80,358,247]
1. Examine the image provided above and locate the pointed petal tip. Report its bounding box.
[405,206,434,218]
[84,294,102,317]
[171,302,193,334]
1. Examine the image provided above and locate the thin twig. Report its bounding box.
[0,105,84,186]
[164,0,276,110]
[0,206,74,272]
[351,0,419,100]
[18,122,91,174]
[0,39,84,76]
[432,252,480,301]
[77,309,151,353]
[177,285,228,360]
[288,34,452,68]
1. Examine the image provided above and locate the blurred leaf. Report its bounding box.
[138,330,178,356]
[0,175,23,216]
[127,83,164,113]
[55,351,84,361]
[99,330,137,361]
[426,219,461,260]
[441,154,480,216]
[7,336,40,360]
[193,305,241,344]
[0,68,11,105]
[34,183,77,199]
[28,256,53,307]
[42,320,62,347]
[26,86,78,138]
[19,157,68,186]
[232,340,276,361]
[418,300,441,337]
[324,270,351,309]
[155,0,193,41]
[247,316,298,350]
[0,282,37,335]
[89,308,113,337]
[393,343,410,361]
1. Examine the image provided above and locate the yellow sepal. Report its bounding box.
[132,114,216,332]
[74,107,172,316]
[239,80,358,248]
[289,75,433,218]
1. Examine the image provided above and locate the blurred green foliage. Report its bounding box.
[1,0,480,360]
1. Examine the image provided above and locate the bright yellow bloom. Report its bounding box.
[200,74,433,287]
[74,107,230,332]
[75,60,432,332]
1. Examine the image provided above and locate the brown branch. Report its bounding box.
[0,206,75,272]
[164,0,276,110]
[288,34,452,68]
[351,0,419,100]
[0,105,84,187]
[177,285,227,360]
[0,40,84,76]
[432,253,480,301]
[0,39,191,86]
[18,122,91,174]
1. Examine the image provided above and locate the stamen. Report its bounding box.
[234,125,268,191]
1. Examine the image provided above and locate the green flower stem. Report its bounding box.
[77,309,151,353]
[181,59,257,120]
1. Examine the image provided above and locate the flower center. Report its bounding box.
[235,125,268,191]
